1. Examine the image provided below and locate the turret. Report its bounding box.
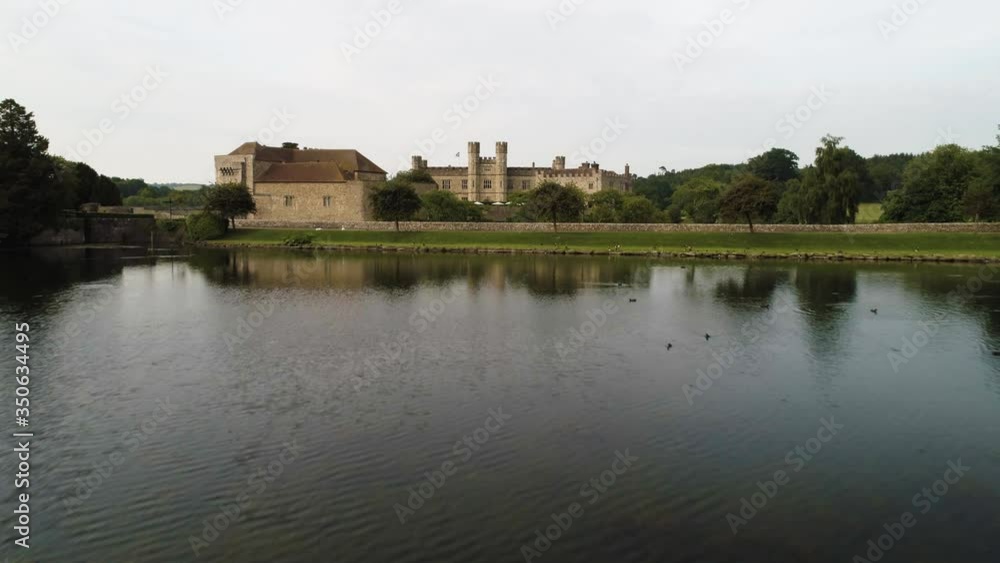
[495,141,508,202]
[468,142,481,200]
[553,156,566,171]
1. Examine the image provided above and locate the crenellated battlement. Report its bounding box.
[417,140,633,201]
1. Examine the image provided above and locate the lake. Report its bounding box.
[1,247,998,562]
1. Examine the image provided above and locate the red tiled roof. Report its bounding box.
[229,142,387,183]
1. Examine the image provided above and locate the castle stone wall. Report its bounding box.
[234,220,1000,234]
[252,182,373,222]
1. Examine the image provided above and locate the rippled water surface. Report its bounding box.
[1,247,999,562]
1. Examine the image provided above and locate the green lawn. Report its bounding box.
[857,203,884,224]
[213,229,1000,260]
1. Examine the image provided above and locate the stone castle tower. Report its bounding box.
[495,141,508,199]
[412,141,633,203]
[468,141,481,201]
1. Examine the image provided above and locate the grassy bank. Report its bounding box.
[856,203,884,224]
[211,229,1000,261]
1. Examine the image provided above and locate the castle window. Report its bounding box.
[323,196,332,207]
[284,196,294,207]
[589,183,594,190]
[461,180,468,191]
[522,180,529,190]
[442,180,451,190]
[484,179,493,191]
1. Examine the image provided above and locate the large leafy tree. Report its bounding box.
[774,179,808,224]
[585,190,626,223]
[620,195,661,224]
[747,148,800,183]
[883,144,977,223]
[112,177,151,198]
[93,175,122,206]
[55,158,122,207]
[963,126,1000,222]
[632,174,674,209]
[0,99,68,243]
[865,153,915,202]
[204,183,257,230]
[370,177,423,231]
[669,177,724,223]
[526,181,586,231]
[795,135,865,224]
[720,175,779,232]
[962,180,998,222]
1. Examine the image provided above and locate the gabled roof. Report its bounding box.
[256,162,347,183]
[229,142,387,183]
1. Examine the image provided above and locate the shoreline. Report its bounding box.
[204,240,1000,264]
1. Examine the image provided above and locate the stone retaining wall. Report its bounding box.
[235,220,1000,234]
[29,215,157,246]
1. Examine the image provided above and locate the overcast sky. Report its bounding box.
[3,0,998,183]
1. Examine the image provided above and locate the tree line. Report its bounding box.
[376,130,1000,230]
[4,95,999,244]
[634,130,1000,226]
[0,98,222,244]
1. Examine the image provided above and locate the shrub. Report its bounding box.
[156,219,185,233]
[419,190,485,222]
[621,195,662,223]
[283,233,316,247]
[395,170,435,183]
[185,212,227,241]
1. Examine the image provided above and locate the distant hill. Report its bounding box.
[151,183,206,191]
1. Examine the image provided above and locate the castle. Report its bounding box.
[411,142,634,203]
[213,140,635,223]
[214,142,389,222]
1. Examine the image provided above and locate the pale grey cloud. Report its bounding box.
[2,0,998,183]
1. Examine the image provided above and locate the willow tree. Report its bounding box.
[798,135,865,224]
